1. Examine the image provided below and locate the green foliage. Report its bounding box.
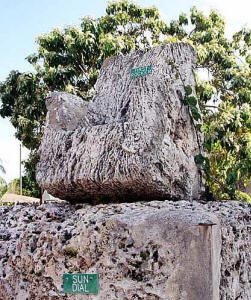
[7,169,40,198]
[7,178,19,194]
[166,6,251,200]
[22,152,40,198]
[1,153,40,198]
[235,191,251,203]
[0,177,7,199]
[202,104,251,199]
[0,1,250,201]
[0,72,46,150]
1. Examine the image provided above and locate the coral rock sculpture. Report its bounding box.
[36,43,203,203]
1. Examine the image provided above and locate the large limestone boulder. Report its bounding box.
[36,43,203,203]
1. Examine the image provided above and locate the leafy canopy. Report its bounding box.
[0,1,250,200]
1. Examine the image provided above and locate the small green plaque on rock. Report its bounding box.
[63,273,99,294]
[131,65,152,78]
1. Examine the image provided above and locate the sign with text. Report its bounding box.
[63,273,99,294]
[131,65,152,78]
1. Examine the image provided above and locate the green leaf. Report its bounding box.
[186,96,197,106]
[203,139,212,151]
[203,157,211,174]
[190,106,201,121]
[184,85,192,95]
[194,154,205,164]
[195,123,202,131]
[179,13,188,25]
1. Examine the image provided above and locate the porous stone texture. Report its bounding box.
[0,200,250,300]
[36,43,203,203]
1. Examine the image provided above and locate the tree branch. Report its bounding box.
[204,105,224,112]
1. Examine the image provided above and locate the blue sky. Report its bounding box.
[0,0,205,81]
[0,0,250,182]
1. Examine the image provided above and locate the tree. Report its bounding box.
[7,174,40,198]
[0,1,250,201]
[0,178,7,199]
[6,178,19,195]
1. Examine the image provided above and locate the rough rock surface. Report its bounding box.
[36,43,203,203]
[0,200,250,300]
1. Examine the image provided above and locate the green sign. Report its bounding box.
[131,65,152,78]
[63,273,99,294]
